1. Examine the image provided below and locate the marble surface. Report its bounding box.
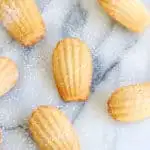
[0,0,150,149]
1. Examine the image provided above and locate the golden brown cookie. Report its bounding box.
[0,129,2,144]
[0,0,45,46]
[108,83,150,122]
[0,57,19,97]
[29,106,80,150]
[52,38,93,102]
[98,0,150,32]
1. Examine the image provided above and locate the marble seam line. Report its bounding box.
[0,124,25,131]
[93,37,138,88]
[93,35,139,87]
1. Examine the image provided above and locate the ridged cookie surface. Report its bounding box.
[29,106,80,150]
[0,0,45,46]
[98,0,150,32]
[108,83,150,122]
[0,57,19,97]
[52,38,92,102]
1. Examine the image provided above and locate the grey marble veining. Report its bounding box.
[0,0,150,149]
[36,0,51,12]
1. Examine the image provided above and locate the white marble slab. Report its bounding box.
[0,0,150,149]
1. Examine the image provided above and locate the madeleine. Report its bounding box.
[0,0,45,46]
[29,106,80,150]
[98,0,150,32]
[52,38,92,102]
[108,83,150,122]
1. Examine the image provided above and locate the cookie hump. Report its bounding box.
[0,57,19,97]
[108,83,150,122]
[52,38,92,102]
[98,0,150,32]
[29,106,80,150]
[0,0,45,46]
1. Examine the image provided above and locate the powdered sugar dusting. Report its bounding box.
[1,4,20,27]
[0,0,150,149]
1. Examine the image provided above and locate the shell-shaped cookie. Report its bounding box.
[52,38,92,102]
[0,0,45,46]
[108,83,150,122]
[98,0,150,32]
[29,106,80,150]
[0,57,19,97]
